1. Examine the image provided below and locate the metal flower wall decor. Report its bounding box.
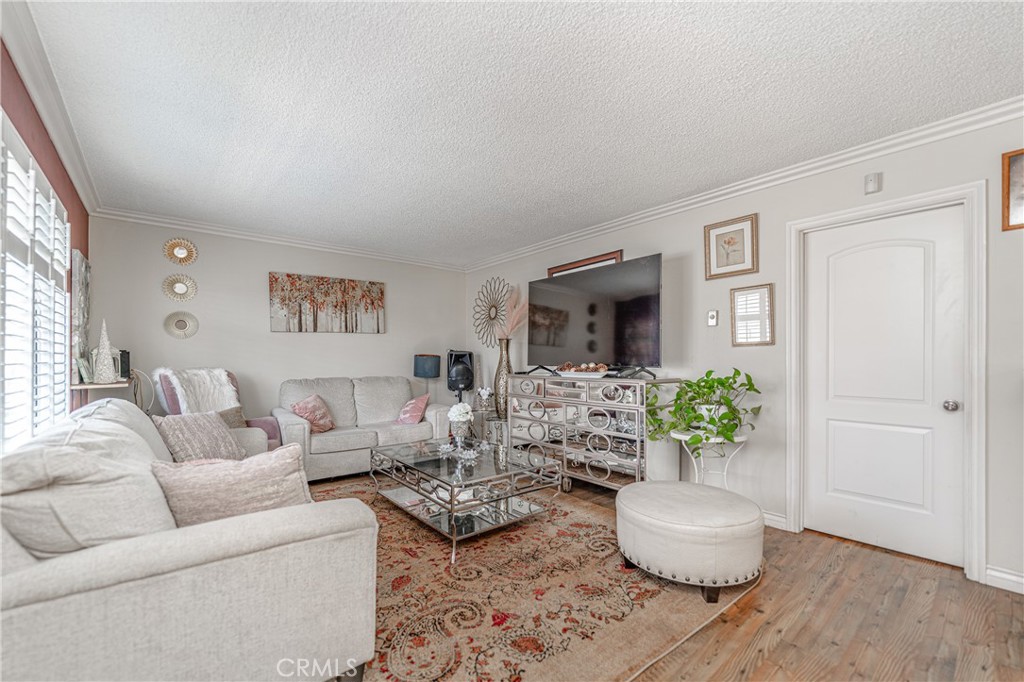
[473,277,510,348]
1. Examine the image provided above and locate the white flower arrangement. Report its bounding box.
[448,402,473,422]
[476,387,493,400]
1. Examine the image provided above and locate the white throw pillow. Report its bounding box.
[152,412,246,462]
[151,443,312,527]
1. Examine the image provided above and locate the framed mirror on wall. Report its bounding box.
[731,283,775,346]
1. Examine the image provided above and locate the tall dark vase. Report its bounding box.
[494,338,512,420]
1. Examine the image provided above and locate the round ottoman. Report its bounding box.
[615,481,764,603]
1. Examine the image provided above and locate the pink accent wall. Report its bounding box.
[1,41,89,256]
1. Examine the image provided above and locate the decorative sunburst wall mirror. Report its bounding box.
[164,311,199,339]
[162,274,197,302]
[163,238,197,265]
[473,277,510,348]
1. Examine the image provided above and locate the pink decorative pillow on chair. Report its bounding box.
[291,394,335,433]
[396,394,430,424]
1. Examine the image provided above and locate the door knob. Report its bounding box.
[943,400,961,412]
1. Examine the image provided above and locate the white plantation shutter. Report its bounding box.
[733,288,771,345]
[1,115,71,451]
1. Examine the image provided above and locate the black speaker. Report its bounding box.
[119,350,131,380]
[447,350,474,396]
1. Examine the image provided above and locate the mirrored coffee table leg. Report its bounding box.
[368,469,381,504]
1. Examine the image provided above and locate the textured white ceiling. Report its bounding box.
[22,2,1024,269]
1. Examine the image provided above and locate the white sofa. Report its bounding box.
[1,399,378,681]
[273,376,450,481]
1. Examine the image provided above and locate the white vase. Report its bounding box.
[92,320,118,384]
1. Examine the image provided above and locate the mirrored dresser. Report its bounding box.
[507,374,681,492]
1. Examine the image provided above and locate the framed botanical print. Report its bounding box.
[1003,148,1023,231]
[704,214,759,279]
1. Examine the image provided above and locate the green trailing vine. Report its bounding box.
[646,368,762,458]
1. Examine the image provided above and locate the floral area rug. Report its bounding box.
[311,478,758,682]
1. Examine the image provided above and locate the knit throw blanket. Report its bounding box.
[153,367,240,414]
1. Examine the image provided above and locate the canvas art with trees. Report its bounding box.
[269,272,385,333]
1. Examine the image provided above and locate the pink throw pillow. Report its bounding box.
[291,394,335,433]
[396,394,430,425]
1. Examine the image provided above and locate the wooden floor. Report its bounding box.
[569,481,1024,682]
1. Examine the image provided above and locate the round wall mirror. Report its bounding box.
[164,311,199,339]
[162,274,197,301]
[163,238,198,266]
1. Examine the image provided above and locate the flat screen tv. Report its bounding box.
[527,254,662,369]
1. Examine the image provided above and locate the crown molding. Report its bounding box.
[1,1,100,212]
[90,208,463,272]
[467,96,1024,272]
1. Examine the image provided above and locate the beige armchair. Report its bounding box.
[154,367,281,453]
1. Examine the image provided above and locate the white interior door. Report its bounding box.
[804,204,965,566]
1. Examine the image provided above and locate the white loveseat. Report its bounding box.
[273,376,450,481]
[1,399,378,682]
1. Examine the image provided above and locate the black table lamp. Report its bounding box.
[413,354,441,397]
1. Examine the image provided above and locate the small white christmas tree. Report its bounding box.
[92,320,118,384]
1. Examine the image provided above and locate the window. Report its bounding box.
[1,114,70,452]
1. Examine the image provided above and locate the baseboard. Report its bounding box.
[763,511,789,531]
[985,565,1024,594]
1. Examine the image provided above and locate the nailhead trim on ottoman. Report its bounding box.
[615,481,764,603]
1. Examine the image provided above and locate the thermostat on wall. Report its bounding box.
[707,310,718,326]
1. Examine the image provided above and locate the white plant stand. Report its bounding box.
[670,430,748,490]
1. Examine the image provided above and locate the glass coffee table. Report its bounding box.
[369,438,561,563]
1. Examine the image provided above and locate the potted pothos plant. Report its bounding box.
[646,368,762,457]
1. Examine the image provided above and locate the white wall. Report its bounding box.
[88,117,1022,583]
[464,118,1024,579]
[89,217,466,416]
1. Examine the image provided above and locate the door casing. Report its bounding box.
[785,181,987,583]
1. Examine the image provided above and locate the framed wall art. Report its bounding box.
[548,249,623,277]
[269,272,385,333]
[731,283,775,347]
[704,214,759,279]
[1002,148,1023,231]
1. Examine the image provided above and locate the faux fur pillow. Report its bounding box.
[291,394,335,433]
[152,412,246,462]
[151,444,311,527]
[395,393,430,424]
